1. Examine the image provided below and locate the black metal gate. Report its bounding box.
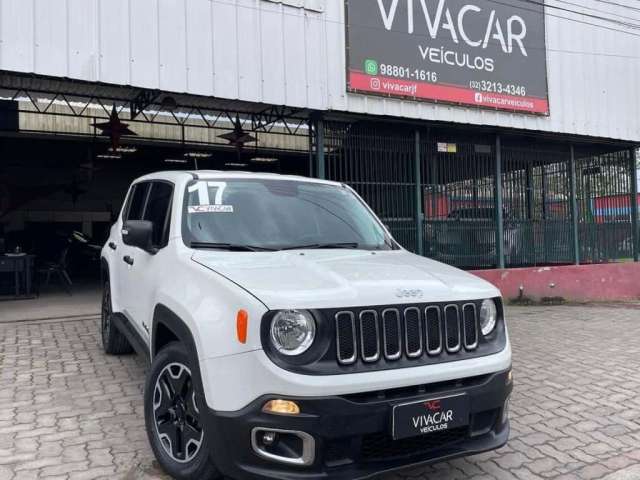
[422,134,497,268]
[317,119,639,269]
[323,121,419,252]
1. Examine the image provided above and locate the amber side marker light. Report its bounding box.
[236,309,248,344]
[262,399,301,415]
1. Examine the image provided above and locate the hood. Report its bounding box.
[191,249,500,310]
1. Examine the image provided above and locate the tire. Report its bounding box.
[144,342,221,480]
[101,280,133,355]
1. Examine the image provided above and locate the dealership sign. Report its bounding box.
[346,0,549,114]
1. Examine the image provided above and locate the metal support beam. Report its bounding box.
[525,162,534,220]
[315,116,325,179]
[130,89,160,120]
[569,145,580,265]
[308,120,314,177]
[630,148,639,262]
[414,130,424,256]
[495,135,505,269]
[430,148,437,222]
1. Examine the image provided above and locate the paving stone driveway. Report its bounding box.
[1,305,640,480]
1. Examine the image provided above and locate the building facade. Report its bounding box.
[0,0,638,276]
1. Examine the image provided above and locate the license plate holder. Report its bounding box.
[392,393,470,440]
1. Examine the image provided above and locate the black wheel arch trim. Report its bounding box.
[151,304,207,408]
[100,257,109,283]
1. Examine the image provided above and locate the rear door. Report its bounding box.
[122,181,174,340]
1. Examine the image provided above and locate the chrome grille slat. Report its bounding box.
[359,310,380,363]
[335,311,357,365]
[444,305,461,353]
[403,307,423,358]
[381,308,402,360]
[424,306,443,355]
[334,302,480,365]
[462,303,479,350]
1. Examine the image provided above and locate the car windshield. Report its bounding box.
[182,178,394,251]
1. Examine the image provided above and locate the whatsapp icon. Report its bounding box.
[364,59,378,76]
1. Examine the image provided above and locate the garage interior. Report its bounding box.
[0,73,314,301]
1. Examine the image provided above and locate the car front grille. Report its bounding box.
[335,302,480,366]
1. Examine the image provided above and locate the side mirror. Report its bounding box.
[122,220,154,252]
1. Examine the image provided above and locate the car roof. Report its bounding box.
[133,170,342,186]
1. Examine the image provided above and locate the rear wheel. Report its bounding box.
[101,280,133,355]
[145,342,220,480]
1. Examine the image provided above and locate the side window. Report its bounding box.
[143,182,174,248]
[125,182,150,221]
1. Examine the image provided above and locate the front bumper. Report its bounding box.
[203,369,512,480]
[200,343,511,411]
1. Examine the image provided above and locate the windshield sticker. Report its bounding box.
[188,181,227,206]
[188,205,234,214]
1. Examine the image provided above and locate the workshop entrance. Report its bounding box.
[0,73,313,302]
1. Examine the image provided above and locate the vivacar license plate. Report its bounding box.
[392,394,470,440]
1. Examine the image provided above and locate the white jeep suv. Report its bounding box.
[100,170,512,480]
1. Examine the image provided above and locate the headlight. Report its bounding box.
[479,299,498,336]
[270,310,316,356]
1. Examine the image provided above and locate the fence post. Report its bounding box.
[569,145,580,265]
[495,135,505,269]
[526,163,534,220]
[630,148,639,262]
[315,115,325,179]
[414,130,424,256]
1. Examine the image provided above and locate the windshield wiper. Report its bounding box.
[280,242,360,251]
[190,242,275,252]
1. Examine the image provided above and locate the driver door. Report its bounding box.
[115,181,150,330]
[121,181,174,341]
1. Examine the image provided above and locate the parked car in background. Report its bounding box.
[428,207,527,268]
[101,171,512,480]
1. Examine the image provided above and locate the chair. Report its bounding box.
[38,245,72,295]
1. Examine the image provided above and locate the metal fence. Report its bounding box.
[421,136,497,268]
[323,122,419,252]
[319,119,639,270]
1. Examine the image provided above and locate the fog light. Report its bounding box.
[506,370,513,385]
[262,431,277,446]
[262,399,300,415]
[251,428,315,466]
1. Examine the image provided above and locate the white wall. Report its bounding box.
[0,0,639,141]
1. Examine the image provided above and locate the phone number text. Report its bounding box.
[469,80,527,96]
[379,64,438,83]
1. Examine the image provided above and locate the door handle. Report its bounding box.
[108,242,117,251]
[123,255,134,266]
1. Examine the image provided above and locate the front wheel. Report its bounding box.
[144,342,220,480]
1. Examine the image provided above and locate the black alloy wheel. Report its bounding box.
[152,362,204,463]
[145,342,221,480]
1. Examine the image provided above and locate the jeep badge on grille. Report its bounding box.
[395,288,424,299]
